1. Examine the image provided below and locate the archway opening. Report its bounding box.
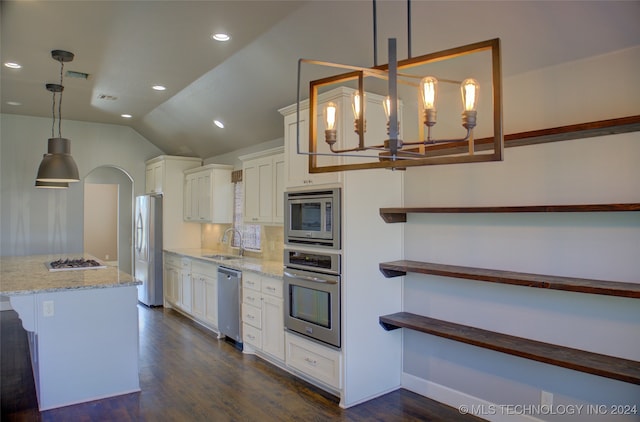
[83,166,134,274]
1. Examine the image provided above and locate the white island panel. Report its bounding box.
[10,286,141,410]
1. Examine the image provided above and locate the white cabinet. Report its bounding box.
[262,289,284,360]
[164,254,180,307]
[285,331,342,390]
[273,155,285,222]
[279,94,345,189]
[242,272,285,361]
[178,258,192,313]
[280,87,399,189]
[243,157,272,224]
[192,274,205,319]
[145,160,164,194]
[145,156,202,249]
[164,254,219,331]
[183,164,233,224]
[191,260,218,330]
[240,147,285,225]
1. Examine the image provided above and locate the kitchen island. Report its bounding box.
[0,255,141,410]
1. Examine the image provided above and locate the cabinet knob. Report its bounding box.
[304,357,317,366]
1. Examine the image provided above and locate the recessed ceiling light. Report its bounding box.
[4,62,22,69]
[6,101,22,106]
[152,85,166,91]
[121,114,132,119]
[212,33,230,42]
[213,120,224,128]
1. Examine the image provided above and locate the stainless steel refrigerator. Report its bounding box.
[134,194,163,306]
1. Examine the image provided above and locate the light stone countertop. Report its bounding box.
[164,248,284,279]
[0,254,140,296]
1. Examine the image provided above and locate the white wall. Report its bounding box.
[0,114,163,257]
[401,47,640,420]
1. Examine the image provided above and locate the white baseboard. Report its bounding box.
[402,372,542,422]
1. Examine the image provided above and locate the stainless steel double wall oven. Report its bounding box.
[284,188,342,349]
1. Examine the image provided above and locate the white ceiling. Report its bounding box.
[2,1,639,159]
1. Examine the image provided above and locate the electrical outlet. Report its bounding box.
[541,390,553,407]
[43,300,55,317]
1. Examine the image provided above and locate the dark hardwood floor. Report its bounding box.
[1,305,484,421]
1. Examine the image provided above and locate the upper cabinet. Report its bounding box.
[280,93,343,189]
[145,156,202,249]
[145,160,164,194]
[279,87,398,189]
[183,164,234,224]
[241,147,285,225]
[145,155,201,195]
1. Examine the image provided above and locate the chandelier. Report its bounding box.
[35,50,80,188]
[295,2,503,172]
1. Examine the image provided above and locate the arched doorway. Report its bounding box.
[84,166,134,274]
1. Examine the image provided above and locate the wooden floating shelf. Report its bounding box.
[379,260,640,299]
[399,115,640,160]
[380,203,640,223]
[379,312,640,385]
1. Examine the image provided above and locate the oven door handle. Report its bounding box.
[284,271,338,285]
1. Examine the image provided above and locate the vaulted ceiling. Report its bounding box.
[2,1,638,159]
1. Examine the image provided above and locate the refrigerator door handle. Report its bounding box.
[135,211,144,254]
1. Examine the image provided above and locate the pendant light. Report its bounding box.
[35,152,69,189]
[35,50,80,185]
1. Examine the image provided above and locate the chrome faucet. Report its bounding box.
[222,227,244,257]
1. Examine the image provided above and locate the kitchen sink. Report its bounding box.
[204,254,242,261]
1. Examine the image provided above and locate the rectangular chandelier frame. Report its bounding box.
[299,38,503,173]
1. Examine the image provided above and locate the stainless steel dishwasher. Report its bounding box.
[217,267,243,348]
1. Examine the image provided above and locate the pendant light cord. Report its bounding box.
[372,0,412,64]
[407,0,412,59]
[51,90,56,138]
[50,58,65,139]
[372,0,378,67]
[58,59,64,138]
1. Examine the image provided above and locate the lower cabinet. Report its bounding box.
[178,258,192,313]
[191,260,218,330]
[242,272,285,361]
[285,331,342,390]
[164,255,180,306]
[262,294,284,359]
[203,275,218,329]
[165,253,341,396]
[163,254,218,331]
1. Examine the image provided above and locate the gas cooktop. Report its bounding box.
[46,258,107,272]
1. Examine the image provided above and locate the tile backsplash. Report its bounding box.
[202,224,283,262]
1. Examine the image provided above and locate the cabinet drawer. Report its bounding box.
[261,277,283,298]
[181,258,191,270]
[243,323,262,349]
[242,289,262,309]
[191,260,216,276]
[285,333,341,389]
[242,303,262,329]
[243,273,262,292]
[165,254,181,267]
